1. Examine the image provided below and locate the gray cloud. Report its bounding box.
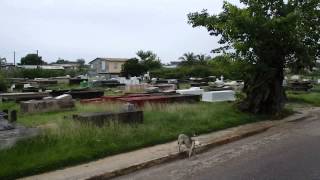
[0,0,240,63]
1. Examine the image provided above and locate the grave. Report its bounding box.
[68,90,104,99]
[69,78,88,85]
[153,84,177,92]
[190,82,209,87]
[0,112,14,131]
[20,94,75,114]
[118,94,201,106]
[0,111,38,149]
[93,80,125,88]
[51,77,70,84]
[202,90,236,102]
[73,111,143,126]
[49,89,104,99]
[30,79,58,86]
[0,92,50,102]
[287,81,313,91]
[176,87,204,95]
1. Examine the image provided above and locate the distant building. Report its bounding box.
[163,61,181,69]
[50,63,80,70]
[89,58,129,78]
[0,58,15,70]
[17,65,65,70]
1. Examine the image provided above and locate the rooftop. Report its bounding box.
[89,58,129,64]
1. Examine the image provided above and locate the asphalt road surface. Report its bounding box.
[114,111,320,180]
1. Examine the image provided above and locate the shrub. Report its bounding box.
[0,73,8,92]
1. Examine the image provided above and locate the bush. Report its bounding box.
[151,56,251,80]
[0,73,8,92]
[2,68,83,79]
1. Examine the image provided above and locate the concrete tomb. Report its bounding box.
[0,92,50,102]
[202,90,236,102]
[20,94,75,114]
[176,87,204,96]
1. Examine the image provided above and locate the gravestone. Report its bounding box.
[122,103,137,112]
[0,112,14,131]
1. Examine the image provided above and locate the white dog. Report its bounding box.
[177,134,201,158]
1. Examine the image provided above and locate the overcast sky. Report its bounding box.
[0,0,240,64]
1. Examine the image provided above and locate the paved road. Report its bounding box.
[114,112,320,180]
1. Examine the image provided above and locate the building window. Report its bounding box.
[101,61,106,71]
[114,63,118,69]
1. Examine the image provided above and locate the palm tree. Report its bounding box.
[197,54,211,65]
[179,52,197,66]
[136,50,157,62]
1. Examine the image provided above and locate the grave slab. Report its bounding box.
[176,87,204,95]
[202,90,236,102]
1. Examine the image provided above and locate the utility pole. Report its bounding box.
[36,50,39,56]
[13,51,16,66]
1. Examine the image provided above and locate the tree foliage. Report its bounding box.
[0,73,8,92]
[188,0,320,115]
[20,54,45,65]
[151,55,250,80]
[179,52,212,66]
[136,50,162,70]
[121,50,162,77]
[121,58,148,77]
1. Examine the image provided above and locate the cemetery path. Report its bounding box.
[21,108,318,180]
[114,108,320,180]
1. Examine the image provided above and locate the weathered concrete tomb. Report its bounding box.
[0,111,38,149]
[49,89,104,99]
[0,92,50,102]
[202,90,236,102]
[20,94,75,114]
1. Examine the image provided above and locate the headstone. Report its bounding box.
[3,110,8,120]
[122,103,137,112]
[10,110,17,123]
[202,90,236,102]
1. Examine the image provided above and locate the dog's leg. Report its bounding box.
[188,142,195,158]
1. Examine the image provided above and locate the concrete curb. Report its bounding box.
[89,111,313,180]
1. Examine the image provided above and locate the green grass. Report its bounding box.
[287,91,320,106]
[0,102,266,179]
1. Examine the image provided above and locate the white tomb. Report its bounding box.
[202,90,236,102]
[176,87,204,95]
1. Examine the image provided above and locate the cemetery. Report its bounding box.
[0,73,319,179]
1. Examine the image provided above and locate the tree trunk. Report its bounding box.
[239,62,287,115]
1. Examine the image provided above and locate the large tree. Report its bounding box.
[136,50,162,70]
[20,54,45,65]
[188,0,320,115]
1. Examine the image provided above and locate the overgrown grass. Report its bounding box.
[0,102,266,179]
[287,91,320,106]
